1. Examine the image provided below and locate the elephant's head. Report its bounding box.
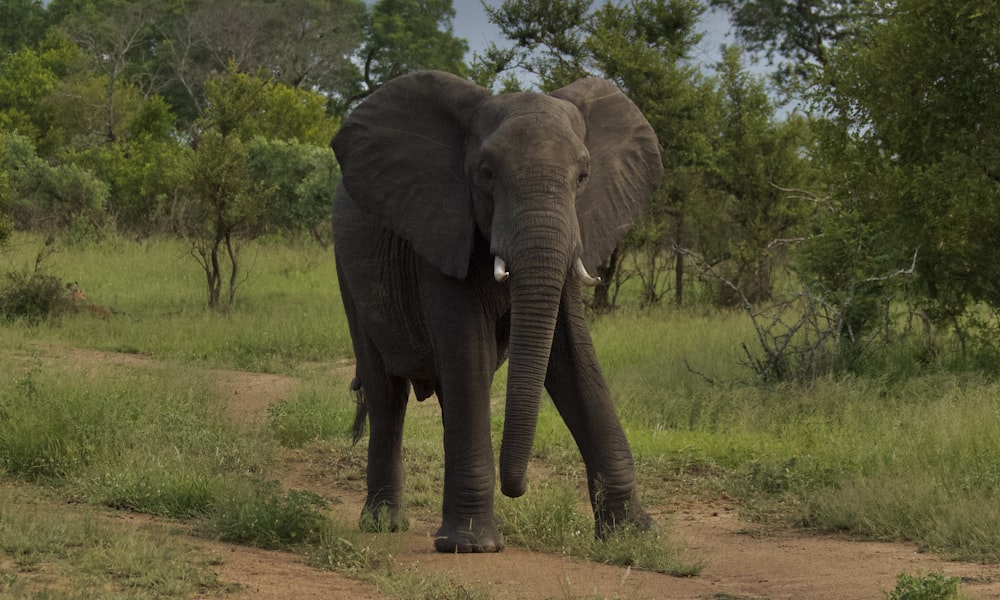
[332,70,662,498]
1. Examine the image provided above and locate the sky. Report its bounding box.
[449,0,739,74]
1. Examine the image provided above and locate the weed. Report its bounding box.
[886,572,961,600]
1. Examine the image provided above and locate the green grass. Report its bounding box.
[0,234,353,373]
[495,478,700,576]
[3,231,1000,596]
[0,486,230,598]
[594,307,1000,559]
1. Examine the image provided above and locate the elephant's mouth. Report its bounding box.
[493,255,600,287]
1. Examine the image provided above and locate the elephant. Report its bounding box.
[330,70,663,553]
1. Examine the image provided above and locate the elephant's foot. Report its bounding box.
[359,503,409,533]
[594,496,659,540]
[433,515,502,553]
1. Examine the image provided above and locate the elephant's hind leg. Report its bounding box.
[357,351,411,533]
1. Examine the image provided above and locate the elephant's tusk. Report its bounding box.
[575,258,601,287]
[494,256,510,283]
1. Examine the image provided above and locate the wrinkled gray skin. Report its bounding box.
[331,70,663,553]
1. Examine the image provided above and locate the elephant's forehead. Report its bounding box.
[476,93,585,138]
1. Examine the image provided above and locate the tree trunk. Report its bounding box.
[591,246,620,313]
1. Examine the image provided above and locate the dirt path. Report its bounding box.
[16,347,1000,598]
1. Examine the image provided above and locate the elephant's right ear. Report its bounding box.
[332,71,490,279]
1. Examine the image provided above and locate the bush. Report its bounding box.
[0,269,70,321]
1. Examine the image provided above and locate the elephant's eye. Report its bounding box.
[577,171,589,186]
[480,163,495,183]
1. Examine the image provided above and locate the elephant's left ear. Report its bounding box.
[550,78,663,272]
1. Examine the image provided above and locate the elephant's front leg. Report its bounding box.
[545,281,656,539]
[436,375,500,552]
[424,277,502,552]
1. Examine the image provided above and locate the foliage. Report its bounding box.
[0,0,50,54]
[202,66,340,145]
[344,0,469,107]
[0,269,69,322]
[174,129,256,309]
[0,32,81,149]
[694,46,815,306]
[68,126,185,234]
[886,572,961,600]
[0,131,108,234]
[803,0,1000,334]
[708,0,874,89]
[248,138,340,244]
[170,66,341,308]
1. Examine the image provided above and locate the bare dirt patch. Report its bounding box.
[12,347,1000,599]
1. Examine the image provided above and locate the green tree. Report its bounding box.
[173,67,341,308]
[155,0,365,123]
[203,67,339,145]
[0,33,81,151]
[247,138,339,244]
[68,122,184,234]
[803,0,1000,336]
[698,46,814,305]
[0,131,108,235]
[57,0,165,142]
[345,0,469,107]
[0,0,49,54]
[475,0,591,91]
[708,0,874,88]
[176,130,254,309]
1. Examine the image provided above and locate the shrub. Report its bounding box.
[0,270,70,321]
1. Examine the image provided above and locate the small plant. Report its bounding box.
[886,571,961,600]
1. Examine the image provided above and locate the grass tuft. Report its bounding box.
[208,480,331,548]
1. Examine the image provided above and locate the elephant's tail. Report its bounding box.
[350,376,368,444]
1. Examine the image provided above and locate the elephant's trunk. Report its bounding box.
[498,220,571,498]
